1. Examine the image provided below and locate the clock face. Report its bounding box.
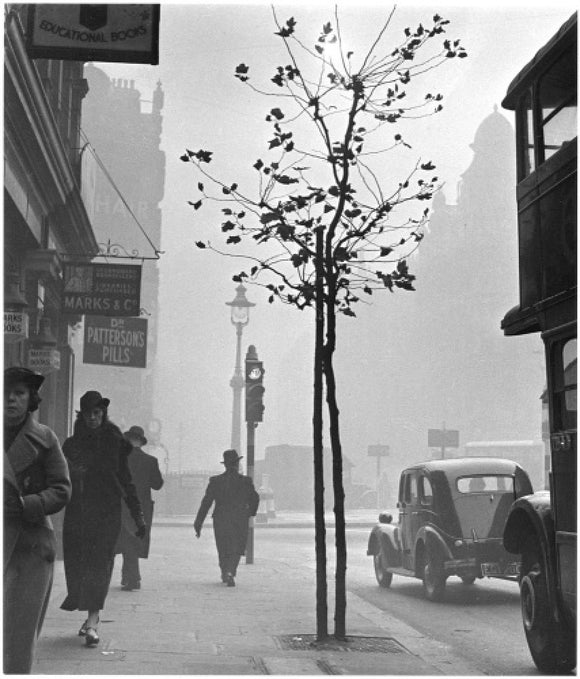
[249,367,262,380]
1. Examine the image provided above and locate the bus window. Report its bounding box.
[539,46,577,162]
[553,338,577,431]
[517,89,535,178]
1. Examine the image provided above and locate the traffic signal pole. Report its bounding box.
[245,345,265,565]
[246,420,255,564]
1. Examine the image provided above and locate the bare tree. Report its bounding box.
[181,6,466,639]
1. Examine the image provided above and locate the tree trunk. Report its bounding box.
[324,300,347,640]
[313,226,328,640]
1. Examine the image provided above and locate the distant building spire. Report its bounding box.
[153,80,164,113]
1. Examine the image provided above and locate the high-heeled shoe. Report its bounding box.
[85,627,100,647]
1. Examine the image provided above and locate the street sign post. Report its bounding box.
[368,445,390,510]
[428,425,459,459]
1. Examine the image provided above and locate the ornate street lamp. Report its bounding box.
[226,284,255,456]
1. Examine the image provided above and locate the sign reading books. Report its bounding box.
[84,316,148,368]
[28,348,61,375]
[27,5,160,65]
[62,263,141,317]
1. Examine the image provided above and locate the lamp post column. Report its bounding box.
[230,322,245,455]
[226,283,254,457]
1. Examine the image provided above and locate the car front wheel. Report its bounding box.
[373,552,393,588]
[520,538,576,674]
[423,547,446,601]
[461,575,476,586]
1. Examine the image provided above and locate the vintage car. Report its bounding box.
[367,457,534,601]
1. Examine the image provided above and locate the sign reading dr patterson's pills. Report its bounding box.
[84,316,147,368]
[62,263,141,317]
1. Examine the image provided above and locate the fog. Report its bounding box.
[73,2,573,489]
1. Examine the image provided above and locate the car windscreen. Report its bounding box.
[453,475,515,539]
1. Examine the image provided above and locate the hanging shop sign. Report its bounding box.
[83,316,148,368]
[4,311,29,344]
[27,348,61,375]
[62,263,141,317]
[26,5,160,65]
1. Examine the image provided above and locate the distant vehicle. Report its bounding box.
[367,457,533,601]
[500,12,576,674]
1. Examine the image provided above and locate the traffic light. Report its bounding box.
[245,358,265,423]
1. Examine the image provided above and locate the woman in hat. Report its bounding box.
[4,367,71,673]
[60,391,146,647]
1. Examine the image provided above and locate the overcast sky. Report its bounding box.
[90,1,576,473]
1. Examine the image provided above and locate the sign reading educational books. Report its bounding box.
[84,316,148,368]
[62,263,142,317]
[27,5,160,65]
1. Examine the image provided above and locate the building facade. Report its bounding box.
[72,64,166,436]
[4,5,98,440]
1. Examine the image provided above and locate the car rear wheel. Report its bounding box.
[373,553,393,588]
[423,547,446,601]
[520,537,576,674]
[461,575,476,586]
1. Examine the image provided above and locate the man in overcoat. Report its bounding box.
[194,449,259,587]
[115,426,164,591]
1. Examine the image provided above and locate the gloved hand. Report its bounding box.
[135,523,147,539]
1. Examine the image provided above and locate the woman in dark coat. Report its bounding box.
[60,391,146,647]
[4,367,71,674]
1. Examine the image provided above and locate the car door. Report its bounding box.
[400,471,420,569]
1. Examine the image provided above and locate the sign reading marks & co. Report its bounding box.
[62,263,141,317]
[84,316,147,368]
[26,5,160,64]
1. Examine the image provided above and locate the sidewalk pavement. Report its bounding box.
[152,509,383,530]
[34,516,480,675]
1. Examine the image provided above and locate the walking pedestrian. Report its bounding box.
[115,425,164,591]
[193,449,259,587]
[60,391,146,647]
[4,367,71,674]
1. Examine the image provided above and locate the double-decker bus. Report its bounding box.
[500,13,576,674]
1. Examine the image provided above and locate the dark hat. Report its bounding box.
[79,390,110,412]
[124,425,147,446]
[4,367,45,391]
[221,449,244,465]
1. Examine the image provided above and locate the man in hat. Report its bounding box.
[115,425,164,591]
[194,449,259,587]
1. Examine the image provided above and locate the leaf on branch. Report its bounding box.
[274,174,299,185]
[363,286,373,295]
[179,154,190,162]
[275,17,296,38]
[188,200,203,210]
[380,246,393,257]
[221,221,236,232]
[197,182,204,192]
[269,107,285,120]
[342,308,356,317]
[421,161,436,170]
[235,63,249,82]
[195,241,206,249]
[254,159,264,171]
[260,211,280,224]
[227,235,241,245]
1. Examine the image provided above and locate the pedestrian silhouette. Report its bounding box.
[194,449,259,587]
[115,425,164,590]
[60,391,146,647]
[4,367,71,673]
